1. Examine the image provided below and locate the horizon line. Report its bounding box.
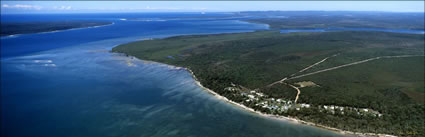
[2,10,424,15]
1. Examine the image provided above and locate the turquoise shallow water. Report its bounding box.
[1,13,352,137]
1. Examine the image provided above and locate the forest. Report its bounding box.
[113,30,424,136]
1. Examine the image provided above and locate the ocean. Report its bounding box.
[1,13,352,137]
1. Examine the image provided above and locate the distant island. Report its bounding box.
[113,12,424,136]
[1,21,113,37]
[241,11,424,30]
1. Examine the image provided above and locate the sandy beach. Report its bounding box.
[118,51,397,137]
[186,68,396,137]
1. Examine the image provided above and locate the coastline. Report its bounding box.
[1,22,115,39]
[120,54,397,137]
[186,68,396,137]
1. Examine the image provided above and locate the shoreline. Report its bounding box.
[110,25,404,136]
[185,68,396,137]
[123,55,397,137]
[1,22,115,39]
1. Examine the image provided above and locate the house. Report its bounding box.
[301,103,311,108]
[256,93,264,97]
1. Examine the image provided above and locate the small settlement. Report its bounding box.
[224,83,383,118]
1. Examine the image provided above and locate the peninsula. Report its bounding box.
[1,21,113,37]
[113,12,424,136]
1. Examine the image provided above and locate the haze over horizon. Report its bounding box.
[1,1,424,14]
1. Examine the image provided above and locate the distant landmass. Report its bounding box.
[242,11,424,30]
[113,11,425,136]
[1,21,113,37]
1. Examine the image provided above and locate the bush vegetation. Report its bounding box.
[113,30,424,136]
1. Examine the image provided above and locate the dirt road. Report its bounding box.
[287,55,424,80]
[267,53,338,87]
[285,83,301,103]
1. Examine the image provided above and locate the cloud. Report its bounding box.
[81,6,189,11]
[89,6,182,11]
[1,4,73,11]
[2,4,43,10]
[191,7,208,10]
[144,6,181,10]
[53,6,72,10]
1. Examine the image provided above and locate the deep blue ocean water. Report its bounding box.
[0,13,355,137]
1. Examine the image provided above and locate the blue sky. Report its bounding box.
[1,1,424,14]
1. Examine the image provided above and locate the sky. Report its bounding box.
[1,1,424,14]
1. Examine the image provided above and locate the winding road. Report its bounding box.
[285,83,301,103]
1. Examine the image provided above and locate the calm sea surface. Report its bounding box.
[1,13,353,137]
